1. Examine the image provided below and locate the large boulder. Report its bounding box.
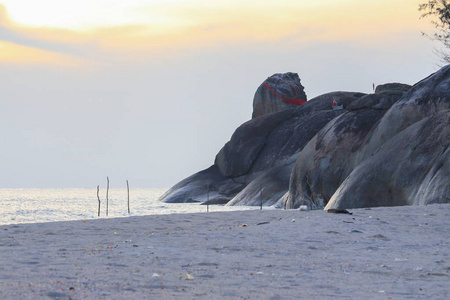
[285,66,450,209]
[284,92,399,209]
[325,110,450,209]
[252,73,307,119]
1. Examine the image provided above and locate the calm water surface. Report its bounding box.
[0,188,257,225]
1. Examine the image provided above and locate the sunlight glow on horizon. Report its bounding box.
[0,0,425,66]
[1,0,186,29]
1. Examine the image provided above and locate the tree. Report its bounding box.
[419,0,450,63]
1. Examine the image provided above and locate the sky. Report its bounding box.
[0,0,442,188]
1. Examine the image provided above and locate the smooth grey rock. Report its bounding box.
[285,66,450,209]
[284,108,387,209]
[227,156,297,207]
[363,65,450,160]
[159,165,232,203]
[325,110,450,209]
[252,72,307,118]
[215,109,294,178]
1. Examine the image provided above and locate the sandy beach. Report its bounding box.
[0,204,449,299]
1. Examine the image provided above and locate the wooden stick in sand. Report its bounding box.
[97,185,101,217]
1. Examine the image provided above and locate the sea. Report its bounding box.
[0,188,257,226]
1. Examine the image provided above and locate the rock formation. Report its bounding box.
[252,72,307,119]
[324,111,449,209]
[287,66,449,209]
[160,90,364,204]
[160,67,450,209]
[323,67,450,209]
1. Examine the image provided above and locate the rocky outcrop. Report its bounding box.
[224,92,368,207]
[284,107,387,209]
[161,92,365,204]
[324,111,449,208]
[226,156,297,207]
[287,65,450,209]
[160,66,450,210]
[362,68,450,160]
[252,73,307,119]
[158,165,234,204]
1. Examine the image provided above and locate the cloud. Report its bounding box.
[0,3,193,65]
[0,5,99,65]
[0,4,158,65]
[0,0,427,67]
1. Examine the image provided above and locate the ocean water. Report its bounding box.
[0,188,257,225]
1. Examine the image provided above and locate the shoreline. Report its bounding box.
[1,204,449,299]
[0,187,269,226]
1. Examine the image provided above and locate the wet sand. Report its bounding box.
[0,204,449,299]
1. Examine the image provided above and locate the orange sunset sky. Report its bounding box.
[0,1,432,65]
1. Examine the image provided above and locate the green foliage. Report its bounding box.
[419,0,450,63]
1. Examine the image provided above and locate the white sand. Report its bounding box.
[0,204,449,299]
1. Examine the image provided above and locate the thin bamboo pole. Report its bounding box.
[97,185,101,217]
